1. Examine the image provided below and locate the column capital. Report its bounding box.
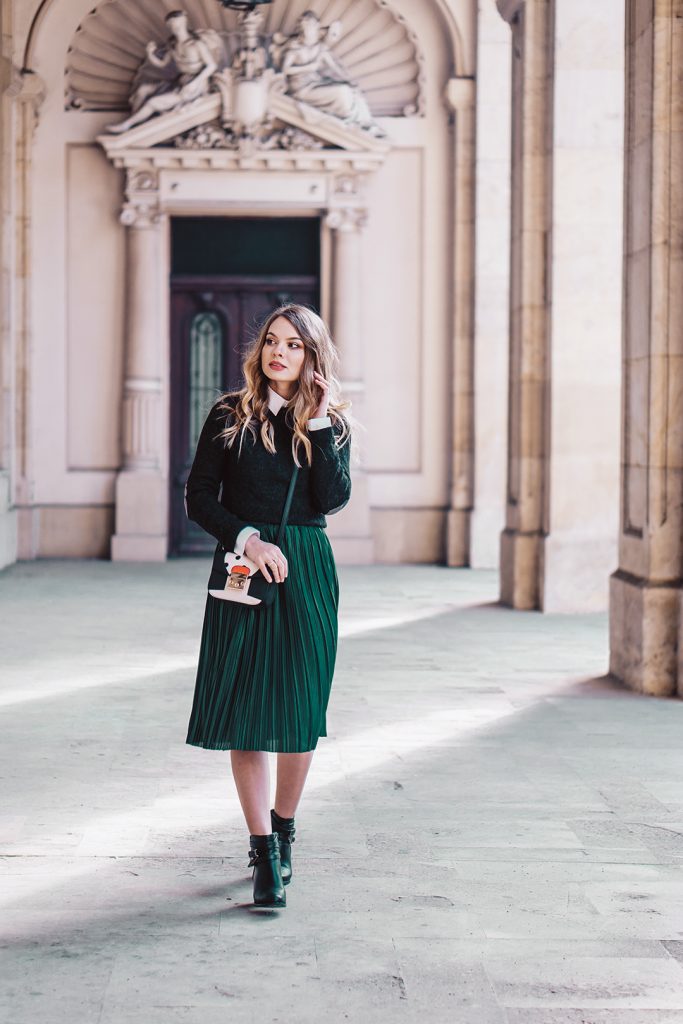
[444,77,475,114]
[121,168,164,228]
[325,207,368,232]
[0,56,19,95]
[7,68,46,128]
[120,201,164,229]
[497,0,524,25]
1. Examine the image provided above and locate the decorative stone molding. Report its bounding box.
[333,173,361,197]
[173,120,324,152]
[103,146,385,177]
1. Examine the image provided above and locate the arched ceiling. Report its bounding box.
[64,0,426,116]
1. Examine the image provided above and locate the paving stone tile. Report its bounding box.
[2,560,683,1022]
[483,955,683,1007]
[505,1011,683,1023]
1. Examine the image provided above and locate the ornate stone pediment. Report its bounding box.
[96,7,395,170]
[97,88,390,158]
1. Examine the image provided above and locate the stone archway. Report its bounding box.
[19,0,473,566]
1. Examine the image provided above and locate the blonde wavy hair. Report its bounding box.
[214,304,358,468]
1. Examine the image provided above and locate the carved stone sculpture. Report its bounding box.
[173,119,324,152]
[69,0,423,119]
[231,9,268,82]
[104,6,386,146]
[271,11,386,138]
[106,10,225,134]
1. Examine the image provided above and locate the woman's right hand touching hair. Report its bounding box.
[244,535,288,584]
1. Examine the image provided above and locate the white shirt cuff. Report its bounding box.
[234,525,260,555]
[308,416,332,431]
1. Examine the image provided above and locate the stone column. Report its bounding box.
[325,200,374,563]
[11,69,45,562]
[0,45,19,569]
[444,77,476,567]
[110,170,167,561]
[609,1,683,697]
[497,0,553,609]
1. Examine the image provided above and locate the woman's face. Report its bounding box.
[262,316,307,392]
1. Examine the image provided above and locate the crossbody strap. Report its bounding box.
[275,462,300,547]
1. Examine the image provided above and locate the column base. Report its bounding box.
[609,568,680,698]
[446,507,471,566]
[542,529,617,612]
[110,534,167,562]
[0,471,17,569]
[327,536,375,563]
[499,527,543,609]
[111,469,168,563]
[325,468,374,563]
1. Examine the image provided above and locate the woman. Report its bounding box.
[184,303,353,909]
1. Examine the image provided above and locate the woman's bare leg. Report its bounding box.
[230,750,271,834]
[274,751,315,818]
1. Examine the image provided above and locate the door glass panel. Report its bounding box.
[189,312,222,456]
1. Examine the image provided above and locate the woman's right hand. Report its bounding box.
[244,536,288,583]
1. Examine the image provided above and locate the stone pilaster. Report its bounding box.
[497,0,553,609]
[110,170,168,561]
[11,68,45,563]
[609,0,683,696]
[0,19,17,570]
[325,194,374,562]
[444,77,476,567]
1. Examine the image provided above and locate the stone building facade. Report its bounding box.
[0,0,681,697]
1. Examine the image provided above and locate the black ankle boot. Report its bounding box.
[248,833,286,907]
[270,808,296,886]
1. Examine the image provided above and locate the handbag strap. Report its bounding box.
[275,461,300,547]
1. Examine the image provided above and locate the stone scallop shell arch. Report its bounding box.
[64,0,425,117]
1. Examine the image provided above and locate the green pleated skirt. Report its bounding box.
[186,522,339,753]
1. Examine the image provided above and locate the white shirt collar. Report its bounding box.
[267,385,291,414]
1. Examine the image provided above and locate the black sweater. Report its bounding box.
[185,398,352,551]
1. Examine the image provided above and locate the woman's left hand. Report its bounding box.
[312,370,330,418]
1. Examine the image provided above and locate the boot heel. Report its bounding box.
[248,833,286,908]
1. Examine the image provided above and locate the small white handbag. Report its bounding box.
[209,549,267,606]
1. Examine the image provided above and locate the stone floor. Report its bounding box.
[1,557,683,1024]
